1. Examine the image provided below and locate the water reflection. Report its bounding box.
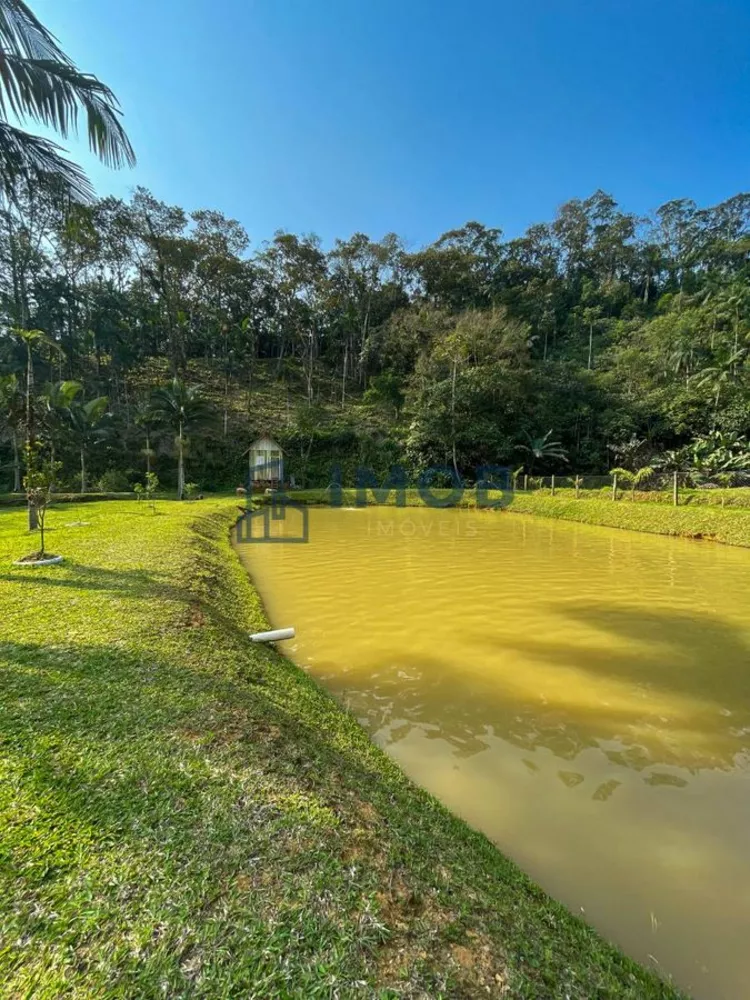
[319,601,750,775]
[234,506,750,1000]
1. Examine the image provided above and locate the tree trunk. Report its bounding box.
[11,431,20,492]
[587,323,594,370]
[359,298,371,387]
[733,309,739,374]
[306,331,314,403]
[80,447,86,494]
[26,341,36,530]
[275,337,286,376]
[177,424,185,499]
[451,359,459,480]
[146,432,152,476]
[246,355,254,414]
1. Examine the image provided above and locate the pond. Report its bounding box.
[234,504,750,1000]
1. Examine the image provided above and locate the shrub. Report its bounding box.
[134,473,159,511]
[24,453,61,558]
[97,469,132,493]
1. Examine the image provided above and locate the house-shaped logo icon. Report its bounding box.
[236,500,309,544]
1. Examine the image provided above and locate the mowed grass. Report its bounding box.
[0,501,686,999]
[508,492,750,546]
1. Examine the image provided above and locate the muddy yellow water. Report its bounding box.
[234,505,750,999]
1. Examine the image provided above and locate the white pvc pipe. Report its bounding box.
[250,627,295,643]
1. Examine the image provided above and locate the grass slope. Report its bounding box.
[508,493,750,546]
[0,500,685,999]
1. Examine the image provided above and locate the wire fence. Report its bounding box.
[513,471,750,507]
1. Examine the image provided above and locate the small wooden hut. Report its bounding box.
[248,436,284,490]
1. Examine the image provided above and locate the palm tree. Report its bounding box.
[134,398,159,476]
[151,380,214,499]
[0,0,135,200]
[41,378,80,476]
[517,430,568,474]
[0,371,23,490]
[67,395,108,493]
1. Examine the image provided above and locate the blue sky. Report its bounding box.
[34,0,750,249]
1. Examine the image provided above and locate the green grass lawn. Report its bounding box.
[508,492,750,546]
[0,500,686,999]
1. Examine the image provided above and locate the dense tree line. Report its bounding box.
[2,183,750,493]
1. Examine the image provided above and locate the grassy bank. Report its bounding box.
[516,485,750,509]
[508,493,750,546]
[0,500,685,999]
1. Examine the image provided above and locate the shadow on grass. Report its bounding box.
[0,561,179,597]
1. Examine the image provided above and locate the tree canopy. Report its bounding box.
[2,184,750,491]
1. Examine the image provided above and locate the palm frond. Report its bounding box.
[0,0,134,200]
[0,0,68,63]
[83,395,108,422]
[12,326,64,352]
[43,378,81,408]
[0,121,93,200]
[151,379,217,432]
[0,56,135,168]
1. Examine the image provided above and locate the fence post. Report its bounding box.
[551,474,555,496]
[673,471,679,507]
[575,476,580,500]
[523,474,528,492]
[612,473,618,501]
